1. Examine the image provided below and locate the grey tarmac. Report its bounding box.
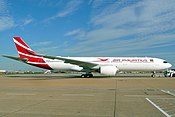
[0,73,174,117]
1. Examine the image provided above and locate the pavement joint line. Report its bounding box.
[146,98,171,117]
[6,93,36,96]
[161,90,175,97]
[0,88,116,91]
[125,95,162,97]
[62,94,95,97]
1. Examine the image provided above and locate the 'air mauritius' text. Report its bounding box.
[112,59,151,63]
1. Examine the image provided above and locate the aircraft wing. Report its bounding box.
[2,55,28,63]
[41,55,98,69]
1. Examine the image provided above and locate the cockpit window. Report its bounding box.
[163,61,168,63]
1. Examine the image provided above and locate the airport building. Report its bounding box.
[0,70,7,74]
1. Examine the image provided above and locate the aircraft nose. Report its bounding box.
[168,63,172,68]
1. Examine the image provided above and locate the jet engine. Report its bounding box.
[99,66,118,76]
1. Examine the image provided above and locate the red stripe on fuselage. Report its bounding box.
[28,63,53,70]
[19,54,45,63]
[20,54,53,70]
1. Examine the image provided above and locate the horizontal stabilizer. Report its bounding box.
[2,55,28,63]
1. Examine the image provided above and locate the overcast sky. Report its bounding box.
[0,0,174,71]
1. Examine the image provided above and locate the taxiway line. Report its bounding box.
[146,98,171,117]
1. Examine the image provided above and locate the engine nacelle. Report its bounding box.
[100,66,118,76]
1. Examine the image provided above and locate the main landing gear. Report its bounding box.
[81,73,93,78]
[151,71,156,78]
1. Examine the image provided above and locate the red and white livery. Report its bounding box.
[3,37,172,77]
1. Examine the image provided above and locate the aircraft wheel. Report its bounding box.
[151,71,156,78]
[172,73,175,77]
[86,74,93,78]
[81,74,93,78]
[81,74,86,78]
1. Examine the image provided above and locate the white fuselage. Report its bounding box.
[43,57,172,72]
[6,37,172,77]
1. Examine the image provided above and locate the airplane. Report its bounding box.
[3,37,172,78]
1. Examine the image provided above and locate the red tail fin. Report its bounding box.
[13,37,37,58]
[13,37,52,70]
